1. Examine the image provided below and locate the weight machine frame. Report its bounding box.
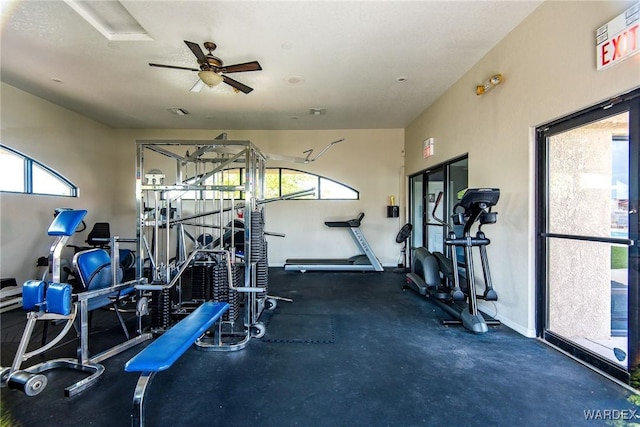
[135,136,273,350]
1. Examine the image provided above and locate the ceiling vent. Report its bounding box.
[309,108,327,116]
[167,108,189,116]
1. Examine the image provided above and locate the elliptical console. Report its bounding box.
[458,188,500,210]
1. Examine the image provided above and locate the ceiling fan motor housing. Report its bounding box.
[203,56,223,69]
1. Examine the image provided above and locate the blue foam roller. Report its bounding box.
[22,280,46,310]
[46,283,72,315]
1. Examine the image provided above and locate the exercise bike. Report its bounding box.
[404,188,500,333]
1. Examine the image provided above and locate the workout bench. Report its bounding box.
[124,301,229,426]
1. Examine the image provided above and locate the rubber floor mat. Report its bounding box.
[263,313,335,344]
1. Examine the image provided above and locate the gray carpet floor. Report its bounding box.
[1,268,638,426]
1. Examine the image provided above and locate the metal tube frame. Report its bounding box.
[136,139,269,350]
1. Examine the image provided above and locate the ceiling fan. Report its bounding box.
[149,40,262,94]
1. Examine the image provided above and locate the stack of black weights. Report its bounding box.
[251,210,268,298]
[211,259,240,322]
[150,287,171,330]
[190,264,210,301]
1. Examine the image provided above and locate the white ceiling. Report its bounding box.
[1,0,541,130]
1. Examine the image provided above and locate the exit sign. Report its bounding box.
[596,2,640,70]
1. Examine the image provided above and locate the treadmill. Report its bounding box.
[284,213,384,272]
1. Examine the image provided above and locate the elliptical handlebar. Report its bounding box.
[431,192,451,230]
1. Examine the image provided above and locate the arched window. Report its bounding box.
[268,168,359,200]
[166,167,358,201]
[0,145,78,197]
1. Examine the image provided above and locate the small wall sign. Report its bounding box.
[423,138,435,159]
[596,2,640,71]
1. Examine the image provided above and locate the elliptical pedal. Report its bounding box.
[428,286,453,301]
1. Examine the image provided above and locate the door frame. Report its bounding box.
[535,88,639,384]
[408,154,468,258]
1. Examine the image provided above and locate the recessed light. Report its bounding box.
[396,77,407,83]
[285,75,304,85]
[51,78,63,83]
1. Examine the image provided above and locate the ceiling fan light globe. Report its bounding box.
[198,70,223,87]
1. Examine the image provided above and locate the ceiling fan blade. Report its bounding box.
[184,40,206,62]
[222,75,253,94]
[149,63,199,72]
[219,61,262,74]
[190,79,206,93]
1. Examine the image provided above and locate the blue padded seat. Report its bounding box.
[73,249,133,311]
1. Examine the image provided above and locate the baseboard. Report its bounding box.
[479,307,536,338]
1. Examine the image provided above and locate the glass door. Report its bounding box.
[537,90,639,385]
[426,167,445,255]
[409,174,424,250]
[408,156,468,261]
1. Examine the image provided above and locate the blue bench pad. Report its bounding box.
[48,210,87,236]
[124,302,229,373]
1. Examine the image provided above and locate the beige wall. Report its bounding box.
[0,83,119,284]
[405,1,640,336]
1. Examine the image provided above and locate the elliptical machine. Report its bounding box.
[404,188,500,333]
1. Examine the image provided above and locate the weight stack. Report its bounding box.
[228,264,241,322]
[250,210,268,298]
[190,264,210,301]
[249,210,264,262]
[150,287,171,330]
[211,260,226,303]
[210,259,240,322]
[256,242,268,298]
